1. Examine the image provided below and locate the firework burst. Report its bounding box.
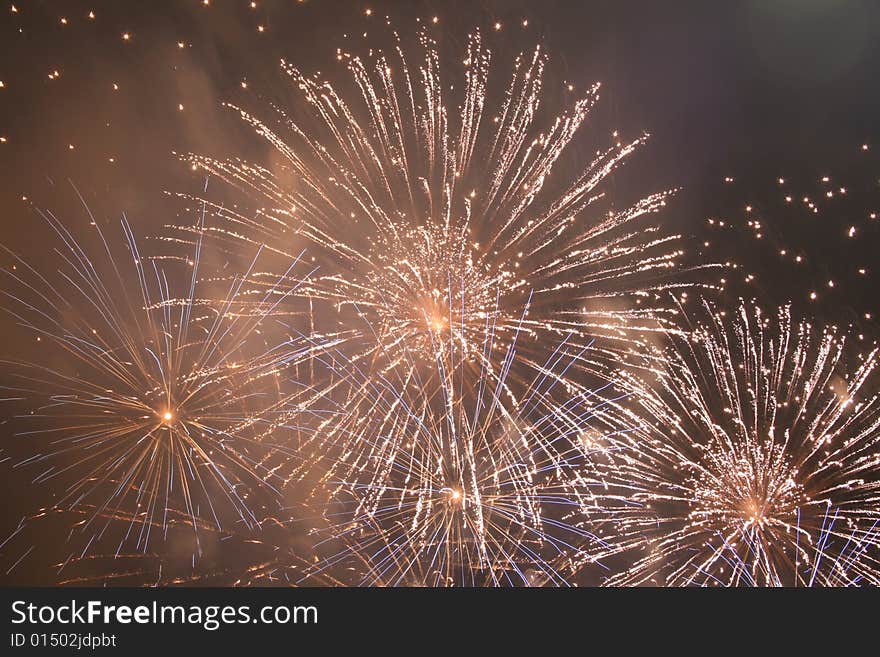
[172,27,713,381]
[0,194,330,557]
[291,304,628,587]
[597,299,880,586]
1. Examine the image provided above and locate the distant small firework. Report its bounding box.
[598,300,880,586]
[174,27,714,382]
[296,308,625,587]
[0,194,329,557]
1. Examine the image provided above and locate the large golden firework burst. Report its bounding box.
[172,28,714,384]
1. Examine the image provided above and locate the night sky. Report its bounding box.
[1,0,879,585]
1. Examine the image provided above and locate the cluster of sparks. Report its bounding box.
[1,194,333,561]
[710,143,878,317]
[174,27,711,381]
[596,301,880,586]
[1,17,880,587]
[293,311,625,586]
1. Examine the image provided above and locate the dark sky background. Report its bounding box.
[0,0,879,583]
